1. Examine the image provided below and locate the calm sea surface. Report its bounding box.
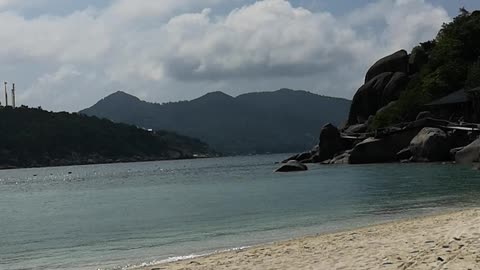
[2,154,480,270]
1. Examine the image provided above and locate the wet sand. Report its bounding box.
[138,208,480,270]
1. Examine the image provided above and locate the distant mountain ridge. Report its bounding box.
[80,89,351,154]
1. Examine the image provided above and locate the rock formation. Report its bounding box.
[409,128,450,162]
[276,160,308,172]
[281,45,480,168]
[347,50,413,125]
[365,50,409,83]
[317,123,345,162]
[455,139,480,164]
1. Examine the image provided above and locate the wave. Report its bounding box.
[99,246,250,270]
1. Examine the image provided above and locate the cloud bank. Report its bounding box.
[0,0,450,111]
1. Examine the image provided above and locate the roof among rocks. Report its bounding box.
[426,89,469,106]
[466,86,480,94]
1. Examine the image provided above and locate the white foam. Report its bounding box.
[118,246,250,270]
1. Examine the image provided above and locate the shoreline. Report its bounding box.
[134,208,480,270]
[0,156,216,171]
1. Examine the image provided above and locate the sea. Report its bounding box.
[2,154,480,270]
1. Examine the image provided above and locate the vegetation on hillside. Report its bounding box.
[372,10,480,129]
[81,89,352,155]
[0,106,210,168]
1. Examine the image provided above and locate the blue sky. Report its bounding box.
[0,0,476,111]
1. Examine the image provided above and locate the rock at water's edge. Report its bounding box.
[397,148,412,161]
[410,128,450,162]
[282,154,299,163]
[349,128,420,164]
[318,123,345,162]
[456,139,480,164]
[349,138,395,164]
[275,161,308,172]
[330,151,351,164]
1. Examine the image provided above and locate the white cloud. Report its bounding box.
[104,0,222,23]
[0,0,451,111]
[163,5,349,81]
[346,0,449,55]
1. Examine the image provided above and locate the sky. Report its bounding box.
[0,0,479,112]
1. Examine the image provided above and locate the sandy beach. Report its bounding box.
[139,209,480,270]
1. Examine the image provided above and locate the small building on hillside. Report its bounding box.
[425,86,480,122]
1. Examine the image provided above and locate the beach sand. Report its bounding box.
[139,209,480,270]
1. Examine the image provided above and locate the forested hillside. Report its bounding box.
[0,106,210,169]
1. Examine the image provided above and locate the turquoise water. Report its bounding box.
[2,155,480,270]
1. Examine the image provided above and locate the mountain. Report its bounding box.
[0,106,211,169]
[80,89,351,155]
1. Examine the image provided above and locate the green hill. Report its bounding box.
[372,9,480,128]
[0,106,211,169]
[80,89,351,155]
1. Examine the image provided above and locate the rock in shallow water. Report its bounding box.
[349,138,396,164]
[318,123,345,162]
[275,161,308,172]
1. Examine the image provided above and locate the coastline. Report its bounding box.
[135,208,480,270]
[0,155,214,171]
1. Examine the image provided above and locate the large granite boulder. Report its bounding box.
[409,128,450,162]
[349,128,420,164]
[318,123,345,162]
[365,50,409,83]
[349,138,394,164]
[275,160,308,172]
[381,72,409,106]
[455,138,480,164]
[349,137,400,164]
[346,50,412,126]
[347,72,394,125]
[409,46,428,74]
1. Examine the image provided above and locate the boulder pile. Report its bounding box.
[279,117,478,169]
[277,49,480,171]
